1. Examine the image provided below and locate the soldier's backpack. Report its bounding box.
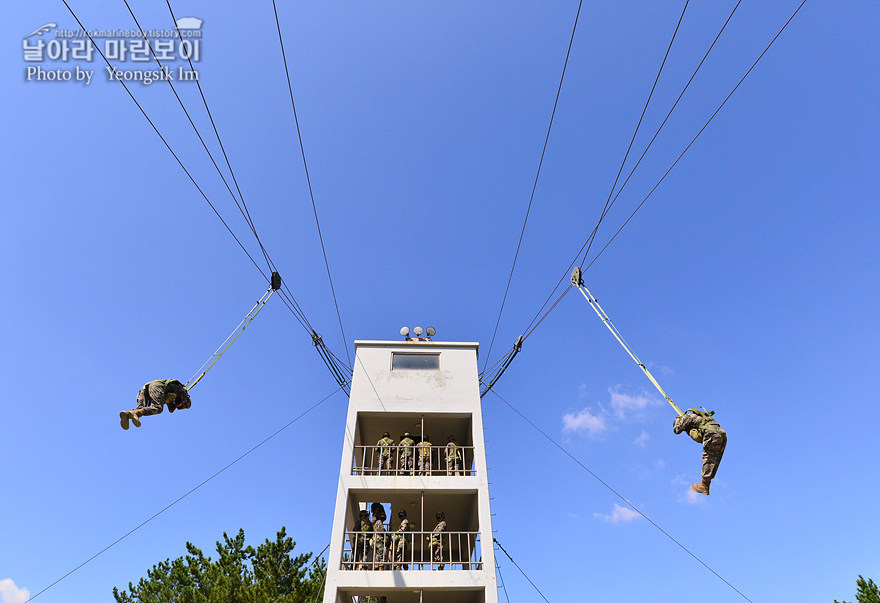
[685,407,722,442]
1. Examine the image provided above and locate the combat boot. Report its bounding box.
[130,409,143,428]
[120,410,131,430]
[690,479,710,495]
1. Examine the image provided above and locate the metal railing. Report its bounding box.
[352,445,474,477]
[341,529,483,571]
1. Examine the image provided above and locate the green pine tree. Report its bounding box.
[835,575,880,603]
[113,527,325,603]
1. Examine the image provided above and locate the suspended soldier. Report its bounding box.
[429,511,447,570]
[445,434,463,476]
[417,435,432,476]
[352,509,372,570]
[673,407,727,495]
[376,431,395,475]
[120,379,191,430]
[392,509,411,570]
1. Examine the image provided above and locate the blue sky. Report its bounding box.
[2,2,878,602]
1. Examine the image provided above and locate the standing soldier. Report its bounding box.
[371,503,388,570]
[120,379,191,430]
[376,431,395,475]
[392,509,411,570]
[399,432,415,475]
[445,434,463,476]
[673,407,727,495]
[417,435,432,475]
[352,509,372,570]
[429,511,447,570]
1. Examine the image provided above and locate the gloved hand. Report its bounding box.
[688,428,703,443]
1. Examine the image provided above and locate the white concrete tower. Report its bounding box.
[323,336,498,603]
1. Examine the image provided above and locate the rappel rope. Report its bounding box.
[185,272,282,391]
[571,267,682,416]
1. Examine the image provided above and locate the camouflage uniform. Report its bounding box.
[372,513,388,569]
[393,515,410,569]
[376,434,395,475]
[445,438,463,476]
[430,518,447,569]
[353,513,373,570]
[121,379,191,429]
[673,409,727,493]
[417,438,432,475]
[398,434,415,475]
[137,379,190,415]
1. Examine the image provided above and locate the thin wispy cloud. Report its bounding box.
[0,579,30,603]
[673,474,706,505]
[562,407,607,436]
[594,503,641,523]
[564,386,663,439]
[609,387,661,419]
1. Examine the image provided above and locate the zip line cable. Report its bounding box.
[495,556,512,603]
[580,0,807,276]
[58,1,294,315]
[488,0,805,393]
[579,0,742,271]
[165,0,274,273]
[63,1,317,337]
[488,388,754,603]
[578,0,689,269]
[28,386,344,602]
[272,0,352,368]
[122,0,274,277]
[485,0,684,386]
[482,0,584,375]
[493,539,551,603]
[75,1,351,388]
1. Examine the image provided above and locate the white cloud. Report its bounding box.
[0,579,30,603]
[684,488,706,505]
[609,388,660,419]
[633,430,650,447]
[673,474,706,505]
[594,503,641,523]
[562,407,606,436]
[653,458,666,470]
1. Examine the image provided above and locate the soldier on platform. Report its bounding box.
[398,432,415,475]
[352,509,372,570]
[673,407,727,495]
[445,434,463,476]
[417,435,432,475]
[429,511,447,570]
[392,509,411,570]
[376,431,395,475]
[371,503,389,569]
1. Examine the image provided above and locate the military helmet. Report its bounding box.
[398,509,407,518]
[403,432,411,437]
[447,434,455,442]
[359,510,369,517]
[382,431,390,437]
[436,511,445,520]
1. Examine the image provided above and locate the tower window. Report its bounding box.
[392,353,440,370]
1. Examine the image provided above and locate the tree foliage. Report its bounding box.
[113,527,325,603]
[835,575,880,603]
